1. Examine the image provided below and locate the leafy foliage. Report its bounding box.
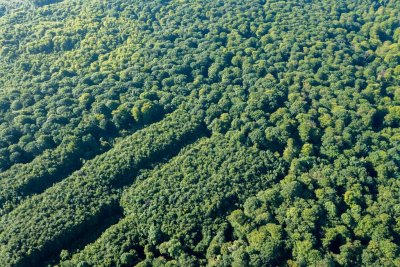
[0,110,204,266]
[0,0,399,266]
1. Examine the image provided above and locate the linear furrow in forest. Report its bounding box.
[0,109,207,267]
[42,131,207,267]
[0,111,167,215]
[61,135,286,266]
[44,203,124,267]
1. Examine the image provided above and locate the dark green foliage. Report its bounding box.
[0,111,204,266]
[0,0,399,266]
[61,135,284,266]
[32,0,63,7]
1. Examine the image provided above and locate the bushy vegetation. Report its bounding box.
[61,135,285,266]
[0,110,204,266]
[0,0,399,266]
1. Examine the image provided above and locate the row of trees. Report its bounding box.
[0,110,204,266]
[56,0,400,265]
[60,134,285,266]
[0,0,186,171]
[0,0,398,265]
[0,95,165,215]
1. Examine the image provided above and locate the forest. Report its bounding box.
[0,0,399,266]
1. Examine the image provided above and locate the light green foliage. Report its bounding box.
[0,110,204,266]
[0,0,399,266]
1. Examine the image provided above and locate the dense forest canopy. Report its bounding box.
[0,0,399,266]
